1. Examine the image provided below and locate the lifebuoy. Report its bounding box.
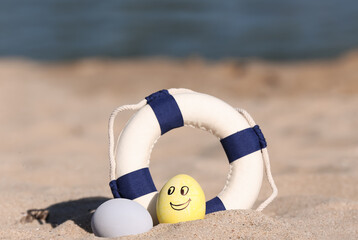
[108,89,277,221]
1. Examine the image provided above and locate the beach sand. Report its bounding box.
[0,51,357,239]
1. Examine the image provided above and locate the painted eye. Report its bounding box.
[180,186,189,196]
[168,186,175,195]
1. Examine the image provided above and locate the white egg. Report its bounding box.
[91,198,153,238]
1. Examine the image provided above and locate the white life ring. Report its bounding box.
[108,88,277,221]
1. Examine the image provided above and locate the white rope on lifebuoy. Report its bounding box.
[108,88,277,221]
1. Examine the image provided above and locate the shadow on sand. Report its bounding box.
[26,196,110,233]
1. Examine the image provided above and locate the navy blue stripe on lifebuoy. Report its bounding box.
[206,197,226,214]
[220,125,267,163]
[145,89,184,135]
[109,180,121,198]
[109,168,157,200]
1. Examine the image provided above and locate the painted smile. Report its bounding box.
[170,198,191,211]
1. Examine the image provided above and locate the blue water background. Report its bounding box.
[0,0,358,60]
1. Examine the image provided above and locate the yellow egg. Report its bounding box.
[156,174,206,224]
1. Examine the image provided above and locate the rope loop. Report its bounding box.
[236,108,278,211]
[108,99,147,181]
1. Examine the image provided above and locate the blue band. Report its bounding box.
[206,197,226,214]
[110,168,157,200]
[109,180,121,198]
[145,89,184,135]
[220,125,267,163]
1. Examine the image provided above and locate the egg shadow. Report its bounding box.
[43,196,110,233]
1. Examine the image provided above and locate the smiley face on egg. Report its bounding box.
[156,174,206,223]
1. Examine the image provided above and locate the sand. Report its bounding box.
[0,51,357,239]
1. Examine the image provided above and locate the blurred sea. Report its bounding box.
[1,0,358,61]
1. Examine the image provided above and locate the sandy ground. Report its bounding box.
[0,51,358,239]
